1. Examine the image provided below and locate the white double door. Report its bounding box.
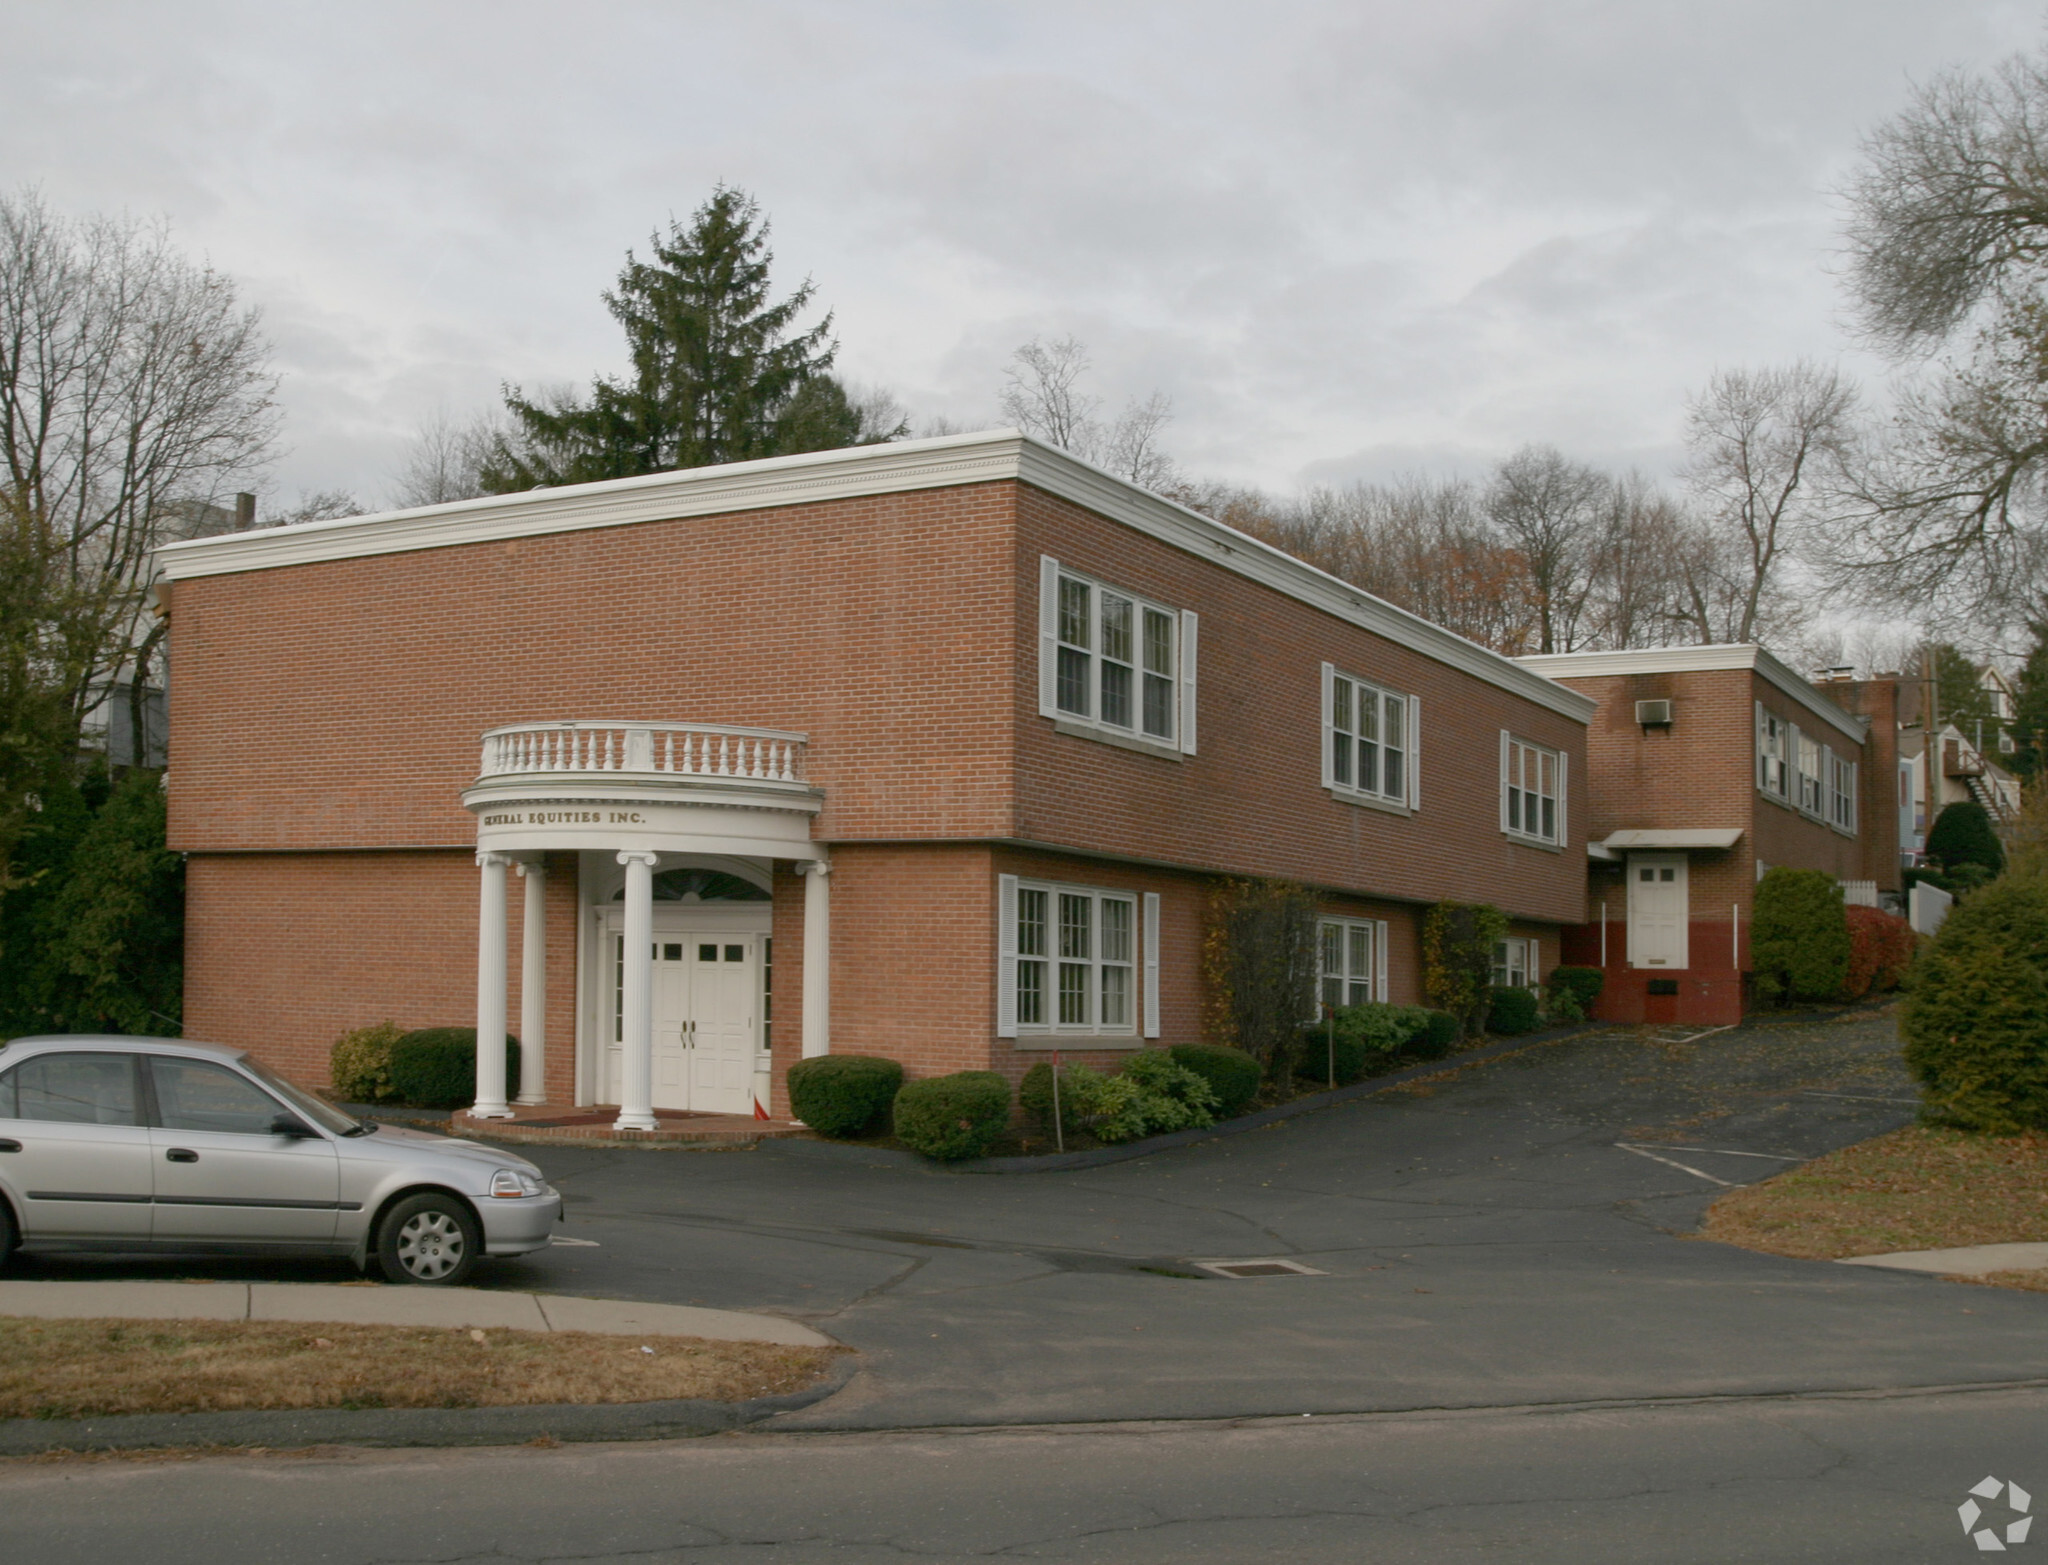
[604,912,767,1116]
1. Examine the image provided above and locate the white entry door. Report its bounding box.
[604,921,763,1117]
[1628,853,1689,969]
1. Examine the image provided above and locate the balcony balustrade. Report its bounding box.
[476,721,808,789]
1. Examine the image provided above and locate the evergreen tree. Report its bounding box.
[1926,800,2008,884]
[1928,642,1999,738]
[2012,624,2048,782]
[481,187,846,490]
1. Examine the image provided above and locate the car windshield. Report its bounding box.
[238,1056,363,1136]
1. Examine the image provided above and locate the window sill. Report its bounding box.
[1325,784,1411,817]
[1050,718,1183,761]
[1502,830,1564,854]
[1009,1033,1145,1051]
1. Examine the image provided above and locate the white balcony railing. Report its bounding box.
[478,722,807,786]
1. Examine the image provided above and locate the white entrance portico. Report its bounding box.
[462,722,827,1130]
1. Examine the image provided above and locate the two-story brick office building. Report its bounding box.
[154,431,1594,1128]
[1517,646,1901,1027]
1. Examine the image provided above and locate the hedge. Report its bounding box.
[786,1053,904,1137]
[893,1071,1011,1160]
[1167,1043,1262,1118]
[1901,877,2048,1132]
[330,1021,405,1103]
[1298,1003,1435,1084]
[1926,800,2006,881]
[1842,906,1916,1000]
[1547,966,1604,1022]
[1487,986,1541,1035]
[1410,1011,1461,1060]
[1750,867,1851,1004]
[385,1027,521,1110]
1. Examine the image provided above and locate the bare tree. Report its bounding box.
[1584,472,1689,650]
[998,336,1178,488]
[271,489,363,526]
[1681,363,1858,644]
[0,190,276,747]
[1486,445,1610,654]
[389,408,509,508]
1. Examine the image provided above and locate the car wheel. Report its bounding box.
[0,1199,16,1270]
[376,1193,481,1286]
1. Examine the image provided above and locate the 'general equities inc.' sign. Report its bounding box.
[480,809,648,827]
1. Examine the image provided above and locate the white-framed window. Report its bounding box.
[1500,733,1565,846]
[1322,665,1418,808]
[1828,751,1859,834]
[997,876,1148,1039]
[1796,731,1825,817]
[1756,704,1792,802]
[1318,917,1389,1009]
[1038,557,1196,754]
[1491,936,1536,989]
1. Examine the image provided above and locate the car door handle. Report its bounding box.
[0,1139,19,1153]
[165,1148,199,1163]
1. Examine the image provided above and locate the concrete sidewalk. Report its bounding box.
[0,1280,831,1347]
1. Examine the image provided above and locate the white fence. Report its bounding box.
[1909,880,1953,937]
[1840,879,1879,908]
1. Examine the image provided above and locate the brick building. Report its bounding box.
[155,431,1594,1127]
[1517,646,1901,1026]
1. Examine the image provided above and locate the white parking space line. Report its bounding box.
[549,1236,602,1247]
[1800,1090,1922,1106]
[1622,1143,1802,1161]
[1613,1143,1737,1187]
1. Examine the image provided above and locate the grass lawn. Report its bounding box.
[0,1318,837,1421]
[1699,1124,2048,1279]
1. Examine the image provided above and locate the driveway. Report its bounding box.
[23,1005,2041,1430]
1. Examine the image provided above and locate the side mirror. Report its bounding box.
[270,1113,318,1139]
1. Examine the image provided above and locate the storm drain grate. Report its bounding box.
[1192,1258,1327,1279]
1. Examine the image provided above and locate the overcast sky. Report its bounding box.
[4,2,2037,509]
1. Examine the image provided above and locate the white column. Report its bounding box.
[472,851,515,1119]
[797,857,832,1059]
[614,850,660,1131]
[516,859,547,1105]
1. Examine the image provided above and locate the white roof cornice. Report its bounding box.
[1518,644,1868,745]
[156,429,1594,722]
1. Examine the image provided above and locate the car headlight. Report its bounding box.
[489,1168,547,1198]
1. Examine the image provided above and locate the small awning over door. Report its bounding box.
[1599,829,1744,852]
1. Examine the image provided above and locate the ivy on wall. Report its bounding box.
[1422,901,1506,1040]
[1202,877,1318,1078]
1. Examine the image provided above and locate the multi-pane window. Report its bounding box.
[1318,918,1383,1009]
[1051,569,1177,745]
[1326,671,1410,805]
[1502,736,1562,845]
[1828,753,1859,834]
[1010,879,1136,1036]
[1796,732,1825,816]
[1756,707,1791,800]
[1491,937,1534,990]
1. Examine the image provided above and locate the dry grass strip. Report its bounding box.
[1698,1125,2048,1263]
[0,1318,837,1421]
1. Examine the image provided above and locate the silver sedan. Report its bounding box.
[0,1035,561,1286]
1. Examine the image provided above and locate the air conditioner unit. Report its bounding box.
[1635,699,1674,727]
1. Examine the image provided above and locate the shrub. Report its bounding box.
[1409,1010,1461,1060]
[1300,1003,1434,1084]
[1487,986,1541,1035]
[1422,902,1507,1038]
[1201,878,1319,1078]
[893,1071,1011,1160]
[1842,906,1917,999]
[330,1021,405,1103]
[1547,966,1604,1023]
[1749,868,1851,1005]
[1022,1061,1109,1141]
[1117,1049,1219,1135]
[786,1053,903,1137]
[1167,1043,1261,1118]
[1901,877,2048,1132]
[1023,1055,1220,1144]
[1926,800,2006,882]
[385,1027,521,1110]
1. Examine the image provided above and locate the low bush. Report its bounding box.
[1167,1043,1261,1118]
[1926,800,2006,882]
[786,1054,903,1137]
[1750,868,1851,1005]
[1901,877,2048,1132]
[1410,1011,1461,1060]
[1021,1061,1108,1142]
[329,1021,405,1104]
[1117,1050,1220,1133]
[1023,1054,1220,1144]
[1546,966,1604,1023]
[893,1071,1011,1160]
[1487,986,1541,1035]
[1299,1003,1435,1084]
[1842,906,1917,1000]
[385,1028,520,1110]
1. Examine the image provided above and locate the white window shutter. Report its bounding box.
[1556,750,1569,845]
[1755,701,1767,790]
[1320,662,1336,786]
[1407,693,1421,809]
[997,874,1020,1037]
[1374,921,1389,1002]
[1038,558,1061,719]
[1848,761,1859,832]
[1142,892,1162,1039]
[1178,610,1198,755]
[1499,730,1512,832]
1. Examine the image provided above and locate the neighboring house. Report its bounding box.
[1896,724,2021,850]
[152,431,1594,1125]
[1516,647,1901,1027]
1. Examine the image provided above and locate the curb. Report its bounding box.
[0,1350,859,1456]
[780,1024,1603,1176]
